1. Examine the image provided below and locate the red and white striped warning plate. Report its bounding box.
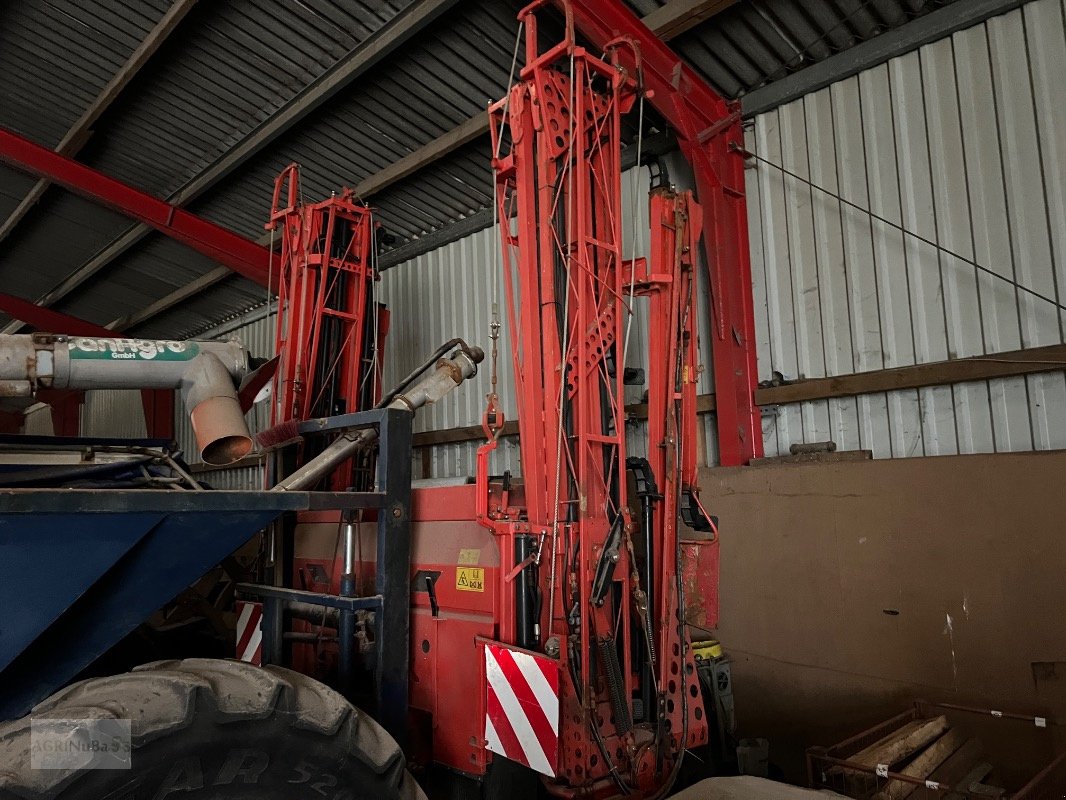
[235,600,263,665]
[484,643,559,777]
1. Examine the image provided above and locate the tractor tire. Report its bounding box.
[0,658,425,800]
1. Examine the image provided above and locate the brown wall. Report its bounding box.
[702,451,1066,782]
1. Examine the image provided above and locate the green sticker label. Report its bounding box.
[68,337,201,362]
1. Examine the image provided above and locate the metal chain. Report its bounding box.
[479,19,525,493]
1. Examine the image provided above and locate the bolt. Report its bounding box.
[391,506,402,518]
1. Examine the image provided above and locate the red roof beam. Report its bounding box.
[0,126,272,287]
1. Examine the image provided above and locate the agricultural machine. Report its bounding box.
[0,0,755,798]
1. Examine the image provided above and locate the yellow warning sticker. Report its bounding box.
[456,567,485,592]
[457,548,481,566]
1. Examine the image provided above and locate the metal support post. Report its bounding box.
[374,407,413,750]
[559,0,764,464]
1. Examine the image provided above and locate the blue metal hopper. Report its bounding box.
[0,488,375,719]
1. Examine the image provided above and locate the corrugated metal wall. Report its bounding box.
[81,389,147,439]
[748,0,1066,459]
[190,462,265,490]
[385,0,1066,472]
[378,224,518,478]
[22,403,52,436]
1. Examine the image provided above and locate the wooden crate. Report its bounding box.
[807,702,1064,800]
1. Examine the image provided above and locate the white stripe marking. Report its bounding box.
[241,625,262,663]
[485,648,553,776]
[484,715,504,757]
[239,606,262,663]
[236,602,254,643]
[511,651,558,735]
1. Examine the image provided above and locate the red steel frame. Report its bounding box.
[0,0,757,457]
[265,165,384,493]
[486,10,638,790]
[0,292,119,340]
[636,187,719,631]
[266,164,382,427]
[482,3,712,795]
[562,0,762,466]
[3,4,758,792]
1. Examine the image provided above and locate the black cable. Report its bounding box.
[567,645,633,796]
[375,338,466,409]
[746,150,1066,315]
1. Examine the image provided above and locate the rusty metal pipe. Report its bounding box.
[0,334,253,465]
[180,352,253,465]
[0,381,32,397]
[273,345,483,492]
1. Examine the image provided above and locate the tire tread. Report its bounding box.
[0,659,423,800]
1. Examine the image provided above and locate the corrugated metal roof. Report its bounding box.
[658,0,958,98]
[0,0,966,337]
[0,0,171,148]
[81,0,414,198]
[0,194,132,303]
[135,273,268,340]
[0,166,43,220]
